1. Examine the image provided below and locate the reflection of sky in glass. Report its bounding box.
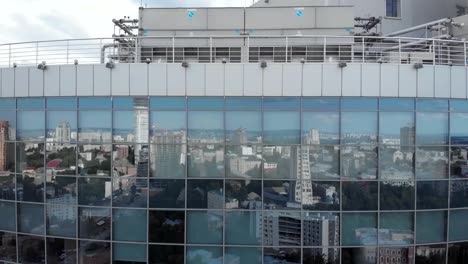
[17,111,44,137]
[264,112,299,131]
[79,111,111,130]
[18,98,44,109]
[226,112,261,132]
[47,98,77,109]
[0,99,15,109]
[341,112,377,134]
[188,98,224,109]
[225,98,261,110]
[416,113,448,144]
[0,111,15,126]
[451,100,468,112]
[151,111,186,131]
[416,211,446,243]
[302,112,339,134]
[342,98,377,111]
[79,98,111,109]
[264,98,300,110]
[150,97,186,109]
[380,112,414,137]
[450,113,468,136]
[380,98,415,111]
[188,111,223,130]
[47,111,77,130]
[113,111,134,130]
[417,99,448,111]
[303,98,339,111]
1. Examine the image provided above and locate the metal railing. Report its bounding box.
[0,35,467,68]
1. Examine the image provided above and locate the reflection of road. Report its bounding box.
[112,191,146,207]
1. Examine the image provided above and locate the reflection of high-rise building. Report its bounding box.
[400,126,415,151]
[137,146,149,177]
[295,147,313,205]
[0,121,13,172]
[306,129,320,145]
[151,131,187,177]
[303,212,340,262]
[55,121,71,142]
[134,98,149,163]
[233,128,247,145]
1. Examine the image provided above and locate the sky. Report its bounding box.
[0,0,259,44]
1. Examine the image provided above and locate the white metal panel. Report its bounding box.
[342,64,361,96]
[205,64,224,96]
[186,64,205,96]
[130,64,148,96]
[60,65,76,96]
[1,68,14,97]
[167,64,186,96]
[302,64,322,96]
[282,64,302,96]
[76,65,93,96]
[322,64,341,96]
[207,9,244,30]
[434,66,450,98]
[148,64,167,96]
[44,65,60,96]
[29,68,44,97]
[361,64,380,96]
[380,64,398,97]
[243,64,263,96]
[417,65,434,98]
[246,7,316,29]
[111,64,130,96]
[15,67,29,97]
[225,64,243,96]
[263,64,282,96]
[316,7,354,28]
[93,65,111,96]
[399,65,417,97]
[451,67,467,99]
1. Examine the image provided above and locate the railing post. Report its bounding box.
[8,44,11,67]
[464,42,467,67]
[285,36,289,63]
[247,36,250,63]
[36,42,39,65]
[135,37,139,63]
[323,37,327,63]
[398,38,402,63]
[210,37,213,63]
[433,39,436,65]
[351,37,354,63]
[66,40,69,64]
[172,37,175,63]
[361,37,365,62]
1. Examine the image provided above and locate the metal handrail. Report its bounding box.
[0,35,467,68]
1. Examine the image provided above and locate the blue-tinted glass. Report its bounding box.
[79,97,111,109]
[150,111,186,136]
[416,112,448,145]
[188,111,223,143]
[188,97,224,109]
[150,97,186,109]
[380,112,414,144]
[263,98,300,110]
[47,98,77,109]
[226,211,262,245]
[79,240,110,263]
[0,99,15,109]
[264,247,301,263]
[302,98,340,111]
[342,98,377,111]
[226,111,261,144]
[187,210,223,244]
[342,213,377,246]
[341,112,378,144]
[225,98,261,110]
[17,111,45,140]
[263,147,298,180]
[113,209,147,242]
[113,111,135,142]
[0,232,16,262]
[0,201,15,231]
[225,247,262,264]
[302,112,339,144]
[451,100,468,112]
[78,111,111,143]
[416,211,446,243]
[264,112,300,144]
[187,246,222,264]
[451,113,468,145]
[46,111,77,142]
[79,207,111,240]
[18,235,45,264]
[449,209,468,241]
[263,211,301,246]
[380,98,414,111]
[417,99,448,111]
[18,203,44,235]
[46,204,76,237]
[302,213,340,247]
[379,212,414,245]
[450,180,468,208]
[380,145,414,180]
[0,111,16,140]
[113,243,146,262]
[113,97,148,109]
[18,98,44,109]
[342,181,378,209]
[416,146,449,179]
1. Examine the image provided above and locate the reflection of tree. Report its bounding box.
[343,182,377,210]
[78,178,107,205]
[149,211,184,243]
[225,180,261,202]
[150,180,185,208]
[20,175,43,202]
[380,183,414,210]
[417,183,447,209]
[264,150,293,179]
[450,186,468,208]
[303,253,335,264]
[79,154,111,175]
[25,148,44,169]
[187,180,222,208]
[47,147,76,167]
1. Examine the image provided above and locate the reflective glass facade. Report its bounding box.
[0,96,467,263]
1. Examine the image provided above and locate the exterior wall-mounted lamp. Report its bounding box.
[338,61,347,68]
[260,61,268,68]
[181,61,189,68]
[105,60,115,69]
[37,61,47,70]
[413,63,424,69]
[146,58,151,64]
[74,60,79,65]
[12,63,17,68]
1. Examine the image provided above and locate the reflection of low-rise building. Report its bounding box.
[379,247,414,264]
[303,212,340,263]
[47,194,76,220]
[228,157,261,176]
[207,189,238,209]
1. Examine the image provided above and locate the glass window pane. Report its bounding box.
[263,180,299,210]
[342,247,376,264]
[47,98,77,109]
[112,176,148,208]
[416,146,449,179]
[341,112,377,144]
[417,99,448,111]
[263,146,299,179]
[342,98,377,111]
[0,174,15,200]
[18,235,45,264]
[380,98,414,111]
[0,99,15,109]
[264,247,301,264]
[150,97,186,109]
[380,145,414,180]
[150,143,186,178]
[303,212,340,247]
[342,181,378,210]
[302,98,340,111]
[0,232,16,262]
[16,142,44,175]
[0,111,16,140]
[304,248,339,264]
[448,242,468,264]
[0,142,14,174]
[79,240,110,264]
[451,147,468,178]
[451,100,468,112]
[113,111,135,142]
[264,98,300,110]
[18,98,44,109]
[302,112,339,144]
[16,174,44,203]
[0,201,15,231]
[379,212,414,245]
[79,207,110,240]
[342,213,377,246]
[303,181,339,210]
[306,145,340,179]
[187,246,222,264]
[149,210,184,244]
[451,180,468,208]
[79,111,111,143]
[226,247,262,264]
[341,145,378,179]
[226,112,261,144]
[187,210,223,244]
[46,176,76,204]
[18,203,44,235]
[225,180,261,209]
[416,211,447,244]
[78,144,111,176]
[226,145,262,179]
[225,98,261,110]
[46,204,76,237]
[47,238,76,264]
[79,98,111,109]
[187,179,223,209]
[263,211,301,246]
[113,209,147,242]
[417,180,448,209]
[449,209,468,241]
[226,211,262,245]
[380,181,415,210]
[17,111,45,140]
[264,112,300,144]
[380,112,415,145]
[187,144,224,178]
[149,179,185,208]
[113,242,146,263]
[150,111,186,142]
[188,111,223,143]
[451,113,468,145]
[78,177,111,206]
[416,245,446,264]
[188,97,224,109]
[149,245,184,264]
[416,112,448,145]
[46,143,77,176]
[113,97,148,109]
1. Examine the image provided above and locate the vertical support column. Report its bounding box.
[172,37,175,63]
[323,37,327,63]
[285,36,289,63]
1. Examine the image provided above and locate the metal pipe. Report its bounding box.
[100,43,118,63]
[385,18,452,37]
[382,34,452,52]
[112,19,136,36]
